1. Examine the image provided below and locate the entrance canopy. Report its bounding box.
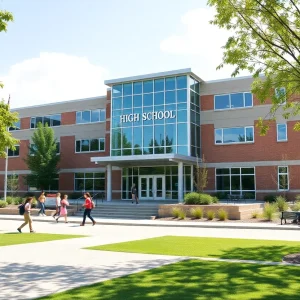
[90,153,197,167]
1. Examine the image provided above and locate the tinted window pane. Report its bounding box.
[154,92,164,105]
[189,77,195,90]
[216,168,230,175]
[242,168,254,175]
[245,93,253,107]
[231,93,244,108]
[242,175,255,190]
[113,98,122,110]
[223,127,245,143]
[154,125,164,146]
[194,81,200,94]
[51,114,61,126]
[154,79,164,92]
[99,138,105,151]
[44,116,51,126]
[90,139,99,151]
[112,129,121,149]
[143,106,153,125]
[100,109,106,121]
[31,117,36,128]
[133,82,142,94]
[133,95,142,107]
[215,95,230,110]
[217,176,230,190]
[177,146,188,155]
[91,110,100,122]
[165,91,176,104]
[36,117,43,126]
[143,126,153,149]
[76,140,81,152]
[177,123,187,145]
[133,127,142,148]
[177,89,187,103]
[177,110,187,122]
[176,76,187,89]
[231,168,240,174]
[143,80,153,93]
[279,166,288,173]
[82,111,91,123]
[277,124,287,141]
[165,77,175,90]
[112,85,122,97]
[166,124,176,145]
[123,83,132,96]
[231,175,241,190]
[81,140,89,151]
[143,93,153,106]
[122,127,132,149]
[123,96,132,109]
[215,129,222,144]
[246,127,254,141]
[177,102,187,110]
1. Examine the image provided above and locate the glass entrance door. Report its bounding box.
[139,175,165,200]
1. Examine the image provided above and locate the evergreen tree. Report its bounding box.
[25,123,60,190]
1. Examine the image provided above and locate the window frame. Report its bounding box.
[8,145,20,157]
[74,172,106,191]
[75,138,105,153]
[214,92,253,111]
[214,126,254,144]
[30,114,61,128]
[9,120,21,131]
[76,109,106,124]
[277,123,287,142]
[278,166,289,191]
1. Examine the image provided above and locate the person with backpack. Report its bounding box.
[56,194,69,223]
[80,192,96,226]
[131,183,139,204]
[17,197,35,233]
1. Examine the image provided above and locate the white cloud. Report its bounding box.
[0,53,108,108]
[160,7,250,80]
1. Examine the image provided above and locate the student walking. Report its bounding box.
[131,183,139,204]
[56,194,69,223]
[17,197,35,233]
[52,192,61,218]
[38,192,46,216]
[80,192,96,226]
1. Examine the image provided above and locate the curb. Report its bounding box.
[0,215,299,231]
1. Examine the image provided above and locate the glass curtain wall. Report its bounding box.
[189,77,201,157]
[122,166,193,200]
[111,76,189,156]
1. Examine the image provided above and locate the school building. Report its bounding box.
[1,68,299,201]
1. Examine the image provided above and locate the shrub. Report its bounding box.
[198,193,213,205]
[13,197,23,205]
[172,207,181,218]
[191,207,203,219]
[217,209,228,221]
[184,192,200,205]
[30,197,38,208]
[264,194,276,203]
[178,210,186,220]
[0,200,7,208]
[295,194,300,202]
[263,203,278,221]
[212,196,219,204]
[275,196,289,212]
[251,211,259,219]
[291,201,300,212]
[5,196,14,205]
[206,210,215,220]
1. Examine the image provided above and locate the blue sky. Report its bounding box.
[0,0,243,108]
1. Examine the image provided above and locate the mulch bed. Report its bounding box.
[283,253,300,264]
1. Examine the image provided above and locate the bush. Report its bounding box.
[0,200,7,208]
[172,207,181,218]
[291,201,300,212]
[263,203,278,221]
[199,193,214,205]
[295,195,300,202]
[217,209,228,221]
[13,197,23,205]
[184,192,201,205]
[5,196,14,205]
[211,196,219,204]
[251,211,259,219]
[178,210,186,220]
[30,197,38,208]
[264,194,276,203]
[191,207,203,219]
[275,196,289,212]
[206,210,215,220]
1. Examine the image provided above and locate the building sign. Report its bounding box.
[120,110,176,123]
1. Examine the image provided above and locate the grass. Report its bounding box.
[87,236,300,262]
[37,259,300,300]
[0,233,85,247]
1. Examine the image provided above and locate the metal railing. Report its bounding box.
[75,192,106,211]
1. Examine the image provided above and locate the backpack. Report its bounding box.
[18,204,25,215]
[91,199,95,209]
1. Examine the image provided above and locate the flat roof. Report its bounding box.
[104,68,204,86]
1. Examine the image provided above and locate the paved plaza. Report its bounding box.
[1,218,300,299]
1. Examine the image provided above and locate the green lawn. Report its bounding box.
[38,259,300,300]
[88,236,300,262]
[0,233,85,247]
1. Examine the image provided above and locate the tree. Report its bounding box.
[194,155,208,193]
[7,173,19,198]
[0,10,19,157]
[208,0,300,134]
[25,123,60,191]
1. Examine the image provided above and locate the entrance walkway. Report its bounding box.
[1,219,300,299]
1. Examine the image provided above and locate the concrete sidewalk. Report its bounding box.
[0,213,299,230]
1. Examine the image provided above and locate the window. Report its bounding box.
[30,114,61,128]
[76,109,105,124]
[277,124,287,141]
[275,87,286,104]
[216,167,255,198]
[278,166,289,190]
[215,126,254,144]
[9,120,21,131]
[28,175,59,191]
[7,174,18,191]
[75,138,105,153]
[74,172,105,191]
[30,142,60,155]
[8,145,20,157]
[214,92,253,110]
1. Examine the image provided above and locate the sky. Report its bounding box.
[0,0,246,109]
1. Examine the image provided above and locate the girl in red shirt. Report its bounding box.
[80,192,96,226]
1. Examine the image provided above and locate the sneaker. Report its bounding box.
[93,221,96,226]
[56,218,59,223]
[52,215,55,219]
[43,214,46,217]
[80,223,84,226]
[30,231,35,233]
[17,228,22,233]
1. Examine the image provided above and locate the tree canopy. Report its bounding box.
[207,0,300,134]
[25,123,60,191]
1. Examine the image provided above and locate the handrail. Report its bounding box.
[76,195,85,211]
[75,192,105,211]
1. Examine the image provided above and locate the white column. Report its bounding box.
[107,164,112,201]
[178,161,184,203]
